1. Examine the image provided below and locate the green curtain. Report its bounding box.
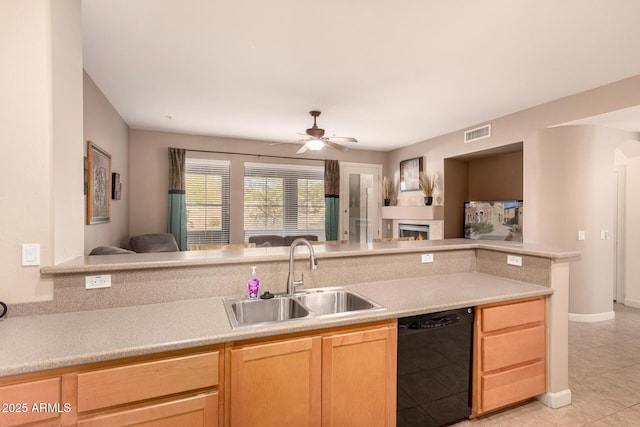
[324,160,340,241]
[168,148,187,251]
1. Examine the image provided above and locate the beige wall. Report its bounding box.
[1,0,83,303]
[537,125,634,317]
[129,129,387,243]
[83,72,130,253]
[385,75,640,316]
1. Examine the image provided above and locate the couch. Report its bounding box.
[248,235,318,247]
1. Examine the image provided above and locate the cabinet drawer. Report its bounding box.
[481,325,545,372]
[481,298,545,332]
[0,377,61,426]
[78,351,219,412]
[77,391,218,427]
[481,361,546,412]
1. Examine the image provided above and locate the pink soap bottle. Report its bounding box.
[247,266,260,299]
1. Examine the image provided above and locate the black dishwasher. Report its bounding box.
[397,307,474,427]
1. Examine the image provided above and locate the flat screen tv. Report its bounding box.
[463,200,523,242]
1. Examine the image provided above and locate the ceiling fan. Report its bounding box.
[294,111,358,154]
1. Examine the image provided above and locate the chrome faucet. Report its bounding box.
[286,238,318,294]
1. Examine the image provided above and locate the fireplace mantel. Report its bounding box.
[381,206,444,220]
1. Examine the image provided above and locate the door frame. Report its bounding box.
[339,162,383,243]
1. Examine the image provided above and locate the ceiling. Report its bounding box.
[82,0,640,152]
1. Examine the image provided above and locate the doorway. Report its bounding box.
[339,163,382,243]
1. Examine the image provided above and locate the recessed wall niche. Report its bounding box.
[443,142,523,238]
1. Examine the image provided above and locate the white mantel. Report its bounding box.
[381,206,444,220]
[381,206,444,240]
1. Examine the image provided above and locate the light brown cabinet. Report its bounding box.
[0,347,223,427]
[472,297,547,415]
[322,324,396,427]
[227,335,322,427]
[225,320,397,427]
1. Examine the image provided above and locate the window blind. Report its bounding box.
[185,158,230,246]
[243,162,325,242]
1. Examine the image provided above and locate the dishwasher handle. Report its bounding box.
[398,307,474,330]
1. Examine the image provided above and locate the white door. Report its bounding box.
[339,163,382,243]
[614,166,626,303]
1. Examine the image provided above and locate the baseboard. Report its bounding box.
[624,299,640,309]
[568,311,615,322]
[536,389,572,408]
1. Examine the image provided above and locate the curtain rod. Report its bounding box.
[182,148,330,163]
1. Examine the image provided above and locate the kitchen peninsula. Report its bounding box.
[0,239,577,426]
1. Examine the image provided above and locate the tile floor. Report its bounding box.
[455,303,640,426]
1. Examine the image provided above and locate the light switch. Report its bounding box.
[22,243,40,266]
[578,230,586,241]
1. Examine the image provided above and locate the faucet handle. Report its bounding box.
[294,272,304,288]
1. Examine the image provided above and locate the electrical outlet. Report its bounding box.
[507,255,522,267]
[85,275,111,289]
[421,253,434,263]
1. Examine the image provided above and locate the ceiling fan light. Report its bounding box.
[307,139,325,151]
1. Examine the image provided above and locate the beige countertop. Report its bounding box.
[40,239,580,275]
[0,272,552,377]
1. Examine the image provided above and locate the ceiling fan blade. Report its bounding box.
[269,142,288,146]
[326,136,358,143]
[296,144,310,154]
[326,141,349,152]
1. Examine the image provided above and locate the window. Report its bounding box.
[244,162,324,241]
[185,158,230,246]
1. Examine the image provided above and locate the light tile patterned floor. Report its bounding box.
[455,304,640,426]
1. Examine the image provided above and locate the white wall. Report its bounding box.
[83,72,130,253]
[52,0,85,264]
[0,0,83,303]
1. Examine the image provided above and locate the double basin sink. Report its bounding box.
[223,287,384,328]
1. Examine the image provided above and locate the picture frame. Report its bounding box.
[112,172,122,200]
[400,157,423,191]
[86,141,111,224]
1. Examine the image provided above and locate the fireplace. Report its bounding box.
[399,223,430,241]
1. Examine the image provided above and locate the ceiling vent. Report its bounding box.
[464,124,491,143]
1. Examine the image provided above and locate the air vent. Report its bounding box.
[464,124,491,143]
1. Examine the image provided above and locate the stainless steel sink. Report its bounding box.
[294,288,382,315]
[223,287,384,328]
[224,296,310,328]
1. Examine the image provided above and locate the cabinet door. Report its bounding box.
[77,392,218,427]
[0,377,62,426]
[321,324,397,427]
[228,336,322,427]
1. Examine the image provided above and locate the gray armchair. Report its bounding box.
[129,233,180,253]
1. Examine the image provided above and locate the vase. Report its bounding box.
[424,196,433,206]
[384,198,390,206]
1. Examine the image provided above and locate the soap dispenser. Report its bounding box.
[247,266,260,299]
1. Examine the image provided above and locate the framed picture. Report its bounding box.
[400,157,423,191]
[83,156,88,195]
[86,141,111,224]
[112,172,122,200]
